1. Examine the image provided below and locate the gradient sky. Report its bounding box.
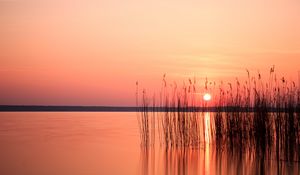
[1,0,300,106]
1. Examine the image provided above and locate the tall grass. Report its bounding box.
[137,67,300,161]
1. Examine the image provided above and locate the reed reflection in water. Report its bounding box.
[139,112,300,175]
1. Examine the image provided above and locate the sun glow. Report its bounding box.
[203,93,211,101]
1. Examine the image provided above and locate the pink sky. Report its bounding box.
[1,0,300,106]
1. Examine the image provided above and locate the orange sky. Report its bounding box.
[1,0,300,106]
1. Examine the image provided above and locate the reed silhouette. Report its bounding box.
[136,66,300,165]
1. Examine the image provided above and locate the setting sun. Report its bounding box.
[203,93,212,101]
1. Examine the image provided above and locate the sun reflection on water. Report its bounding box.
[204,112,210,175]
[204,112,211,144]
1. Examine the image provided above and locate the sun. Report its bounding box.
[203,93,212,101]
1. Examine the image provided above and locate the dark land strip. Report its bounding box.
[0,105,299,112]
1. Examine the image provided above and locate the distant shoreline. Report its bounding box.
[0,105,299,112]
[0,105,138,112]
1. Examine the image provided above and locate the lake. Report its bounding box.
[0,112,299,175]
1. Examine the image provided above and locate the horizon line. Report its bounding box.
[0,105,299,112]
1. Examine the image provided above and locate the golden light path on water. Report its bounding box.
[204,112,211,144]
[205,112,211,175]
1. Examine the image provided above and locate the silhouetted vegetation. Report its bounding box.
[137,66,300,162]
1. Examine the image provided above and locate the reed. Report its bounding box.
[137,67,300,161]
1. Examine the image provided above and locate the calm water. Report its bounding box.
[0,112,299,175]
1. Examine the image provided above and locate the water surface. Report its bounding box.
[0,112,299,175]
